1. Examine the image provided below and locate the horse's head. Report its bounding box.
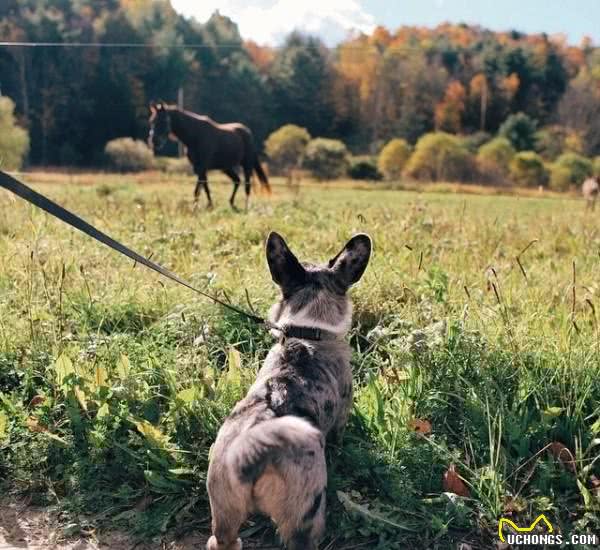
[148,101,171,153]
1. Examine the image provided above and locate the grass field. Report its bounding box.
[1,171,599,549]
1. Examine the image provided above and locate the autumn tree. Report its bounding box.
[435,81,467,133]
[0,6,591,166]
[558,71,600,155]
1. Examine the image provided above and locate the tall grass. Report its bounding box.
[0,172,599,547]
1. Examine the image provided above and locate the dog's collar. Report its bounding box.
[279,325,339,342]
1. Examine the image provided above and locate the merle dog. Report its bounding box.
[206,232,372,550]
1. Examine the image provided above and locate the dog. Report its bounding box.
[206,231,372,550]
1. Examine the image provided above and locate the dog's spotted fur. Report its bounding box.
[206,232,372,550]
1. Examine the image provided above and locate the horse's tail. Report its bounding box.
[253,156,271,194]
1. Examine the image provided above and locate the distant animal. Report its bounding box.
[206,231,372,550]
[582,176,599,211]
[148,102,270,210]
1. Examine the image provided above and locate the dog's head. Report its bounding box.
[266,232,372,336]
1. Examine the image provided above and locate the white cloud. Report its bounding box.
[170,0,376,46]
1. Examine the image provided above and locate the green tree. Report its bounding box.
[269,33,336,137]
[186,12,271,142]
[0,96,29,169]
[499,112,538,151]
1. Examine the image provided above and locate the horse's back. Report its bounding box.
[199,122,252,169]
[176,110,256,170]
[219,121,250,133]
[218,122,255,164]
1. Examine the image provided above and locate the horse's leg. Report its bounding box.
[203,179,213,210]
[193,180,202,213]
[223,168,241,210]
[243,166,252,211]
[194,169,212,210]
[194,178,203,205]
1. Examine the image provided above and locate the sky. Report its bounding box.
[170,0,600,47]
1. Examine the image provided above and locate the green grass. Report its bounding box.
[1,172,599,548]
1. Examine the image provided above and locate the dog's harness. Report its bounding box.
[0,170,287,335]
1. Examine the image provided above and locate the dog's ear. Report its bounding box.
[266,232,306,290]
[329,234,372,289]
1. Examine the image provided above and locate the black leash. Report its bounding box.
[0,170,272,328]
[0,170,340,342]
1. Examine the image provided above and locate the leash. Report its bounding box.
[0,170,273,329]
[0,170,339,342]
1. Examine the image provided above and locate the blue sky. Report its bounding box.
[171,0,600,46]
[368,0,600,44]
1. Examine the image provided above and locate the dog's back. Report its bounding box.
[206,232,371,550]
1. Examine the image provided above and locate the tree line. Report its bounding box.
[0,0,599,168]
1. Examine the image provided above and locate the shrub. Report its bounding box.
[104,138,154,172]
[348,156,382,180]
[0,96,29,170]
[463,131,492,153]
[265,124,311,175]
[535,125,584,160]
[549,152,593,191]
[564,132,585,155]
[594,157,600,177]
[477,137,515,183]
[377,139,411,180]
[548,164,572,192]
[404,132,475,182]
[499,112,537,151]
[302,138,349,180]
[153,156,193,175]
[509,151,549,187]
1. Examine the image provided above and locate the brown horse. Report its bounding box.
[148,102,270,210]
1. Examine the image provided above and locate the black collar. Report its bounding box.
[280,325,339,342]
